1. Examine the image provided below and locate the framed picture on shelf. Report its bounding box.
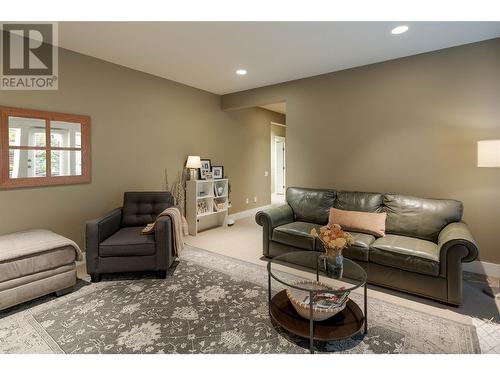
[197,200,208,215]
[212,165,224,179]
[214,184,224,197]
[199,159,212,180]
[204,172,213,180]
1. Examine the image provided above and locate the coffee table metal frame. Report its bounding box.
[267,252,367,354]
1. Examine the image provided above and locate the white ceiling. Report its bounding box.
[259,102,286,114]
[59,22,500,95]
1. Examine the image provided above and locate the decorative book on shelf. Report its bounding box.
[186,179,229,236]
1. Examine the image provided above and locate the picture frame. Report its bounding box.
[212,165,224,180]
[204,172,213,180]
[199,159,212,180]
[197,200,209,215]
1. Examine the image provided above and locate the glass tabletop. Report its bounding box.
[267,251,367,294]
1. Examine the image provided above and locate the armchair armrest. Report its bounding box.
[154,216,174,271]
[255,204,294,235]
[438,222,479,264]
[85,208,122,273]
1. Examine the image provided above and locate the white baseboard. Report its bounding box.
[463,260,500,278]
[228,204,273,221]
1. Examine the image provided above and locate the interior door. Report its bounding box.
[275,137,285,194]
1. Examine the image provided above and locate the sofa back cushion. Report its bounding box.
[122,192,174,227]
[383,193,463,242]
[334,191,384,213]
[286,187,336,225]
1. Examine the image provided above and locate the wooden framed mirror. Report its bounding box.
[0,106,91,188]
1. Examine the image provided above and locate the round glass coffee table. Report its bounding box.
[267,251,367,353]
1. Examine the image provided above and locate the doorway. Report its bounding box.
[258,101,286,206]
[270,121,286,206]
[274,136,286,194]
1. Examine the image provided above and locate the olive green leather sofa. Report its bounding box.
[256,187,478,305]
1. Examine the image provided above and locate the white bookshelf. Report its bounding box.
[186,179,229,236]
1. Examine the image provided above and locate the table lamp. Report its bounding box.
[186,155,201,180]
[477,140,500,299]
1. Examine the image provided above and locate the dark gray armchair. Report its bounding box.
[85,192,176,282]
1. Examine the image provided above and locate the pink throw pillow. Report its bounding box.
[329,207,386,237]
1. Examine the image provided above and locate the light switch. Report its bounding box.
[264,171,269,177]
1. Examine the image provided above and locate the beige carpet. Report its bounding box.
[186,215,500,353]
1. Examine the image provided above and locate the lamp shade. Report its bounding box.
[477,140,500,167]
[186,155,202,169]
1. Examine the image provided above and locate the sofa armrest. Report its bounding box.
[154,216,174,271]
[438,222,478,264]
[255,205,294,234]
[85,208,122,273]
[255,205,293,257]
[438,222,479,304]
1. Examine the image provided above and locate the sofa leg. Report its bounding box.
[90,273,101,283]
[157,270,167,279]
[55,286,74,297]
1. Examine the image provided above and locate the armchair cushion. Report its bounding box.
[99,227,156,257]
[122,192,174,227]
[370,234,439,276]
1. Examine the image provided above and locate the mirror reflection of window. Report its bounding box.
[49,121,83,177]
[2,107,91,188]
[8,116,46,147]
[8,117,47,178]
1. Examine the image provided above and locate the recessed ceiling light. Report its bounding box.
[236,69,247,75]
[391,25,409,35]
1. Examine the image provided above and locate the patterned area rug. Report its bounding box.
[0,246,480,354]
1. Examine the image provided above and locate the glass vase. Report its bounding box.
[324,250,344,279]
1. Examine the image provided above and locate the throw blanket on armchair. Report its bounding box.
[0,229,83,262]
[142,207,186,256]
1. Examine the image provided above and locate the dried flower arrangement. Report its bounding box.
[310,223,354,258]
[165,168,187,216]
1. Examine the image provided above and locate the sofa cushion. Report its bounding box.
[383,193,462,242]
[122,191,174,227]
[272,221,320,250]
[316,231,375,262]
[329,208,386,237]
[286,187,336,224]
[370,234,440,276]
[99,227,156,257]
[334,191,384,213]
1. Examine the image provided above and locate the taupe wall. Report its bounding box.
[222,38,500,264]
[224,108,285,209]
[0,48,281,247]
